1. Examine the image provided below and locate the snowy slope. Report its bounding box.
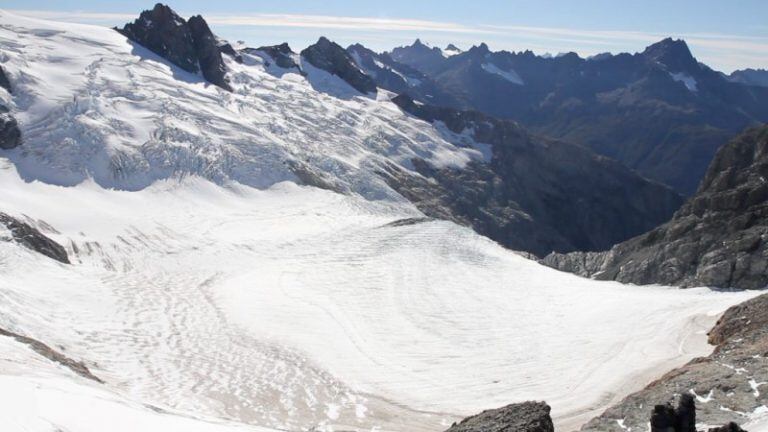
[0,11,481,195]
[0,163,759,432]
[0,11,762,432]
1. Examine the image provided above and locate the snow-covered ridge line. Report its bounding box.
[0,10,481,196]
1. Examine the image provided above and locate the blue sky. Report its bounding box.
[4,0,768,72]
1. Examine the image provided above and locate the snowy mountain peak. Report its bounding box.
[300,37,377,94]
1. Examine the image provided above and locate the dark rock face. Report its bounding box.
[252,43,301,70]
[0,212,69,263]
[445,401,554,432]
[582,293,768,431]
[543,125,768,289]
[117,4,232,90]
[0,111,22,150]
[387,95,682,256]
[301,37,377,94]
[117,3,199,73]
[187,15,232,91]
[0,65,11,93]
[217,40,243,63]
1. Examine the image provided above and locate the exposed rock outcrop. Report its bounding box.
[543,125,768,289]
[0,327,101,383]
[252,43,302,71]
[582,293,768,431]
[301,37,377,94]
[649,393,696,432]
[0,65,11,93]
[0,212,69,263]
[445,401,554,432]
[187,15,232,91]
[387,95,683,256]
[0,110,21,150]
[0,69,21,150]
[117,3,232,90]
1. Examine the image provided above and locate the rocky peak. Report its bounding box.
[301,37,377,94]
[445,43,461,52]
[412,38,428,48]
[117,3,232,91]
[254,43,300,70]
[118,3,199,73]
[642,37,699,73]
[187,15,232,90]
[390,39,447,74]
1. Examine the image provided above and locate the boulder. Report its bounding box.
[445,401,554,432]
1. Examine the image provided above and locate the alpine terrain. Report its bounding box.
[0,3,766,432]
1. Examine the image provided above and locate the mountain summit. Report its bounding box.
[641,37,699,73]
[117,3,232,90]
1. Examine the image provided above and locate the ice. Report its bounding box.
[481,62,524,85]
[670,72,698,91]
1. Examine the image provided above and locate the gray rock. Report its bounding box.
[0,212,69,264]
[445,401,554,432]
[301,37,377,94]
[0,65,11,93]
[543,125,768,289]
[0,111,21,150]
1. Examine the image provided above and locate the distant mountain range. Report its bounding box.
[380,38,768,195]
